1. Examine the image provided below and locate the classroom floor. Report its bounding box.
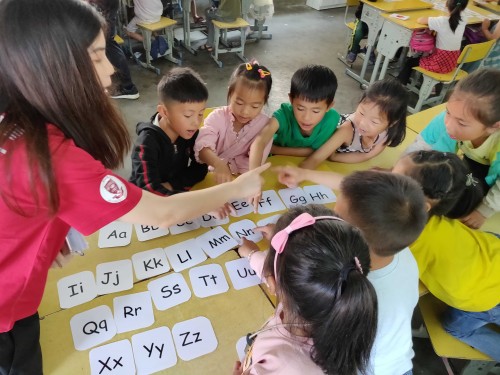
[112,2,490,374]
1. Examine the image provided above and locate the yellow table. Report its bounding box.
[406,103,446,134]
[345,0,433,86]
[41,251,274,375]
[474,0,500,14]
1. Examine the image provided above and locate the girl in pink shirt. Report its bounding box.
[195,61,273,184]
[235,204,378,375]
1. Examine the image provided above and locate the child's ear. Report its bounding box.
[157,103,168,118]
[425,200,433,212]
[265,275,277,296]
[288,93,292,103]
[327,100,335,110]
[488,121,500,133]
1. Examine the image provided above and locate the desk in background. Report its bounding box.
[370,3,498,83]
[345,0,433,87]
[474,0,500,14]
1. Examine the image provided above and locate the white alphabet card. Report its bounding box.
[236,336,247,362]
[228,219,263,245]
[132,248,170,280]
[196,226,238,259]
[164,239,207,272]
[98,221,133,248]
[256,214,281,227]
[225,258,262,290]
[198,213,230,228]
[58,271,98,309]
[172,316,218,361]
[148,273,192,311]
[131,327,177,374]
[134,223,169,242]
[89,339,135,375]
[256,190,286,215]
[278,187,310,208]
[229,198,254,217]
[169,218,201,235]
[303,184,336,204]
[96,260,134,295]
[70,305,117,351]
[113,291,155,334]
[189,264,229,298]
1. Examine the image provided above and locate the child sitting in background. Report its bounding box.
[392,150,500,361]
[248,64,340,169]
[235,204,377,375]
[405,68,500,229]
[125,0,163,42]
[398,0,468,84]
[129,67,208,196]
[300,78,408,169]
[276,168,428,375]
[194,61,273,184]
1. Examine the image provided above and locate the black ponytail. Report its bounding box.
[405,151,483,218]
[447,0,468,32]
[264,204,378,375]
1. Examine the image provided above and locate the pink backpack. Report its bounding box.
[410,29,436,54]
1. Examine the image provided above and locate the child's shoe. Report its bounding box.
[346,52,357,64]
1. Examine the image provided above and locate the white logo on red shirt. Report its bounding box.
[100,175,127,203]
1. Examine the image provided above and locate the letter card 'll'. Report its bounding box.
[164,239,207,272]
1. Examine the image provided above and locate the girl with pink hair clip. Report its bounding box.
[233,204,377,375]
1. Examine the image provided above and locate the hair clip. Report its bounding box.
[271,213,343,277]
[245,63,253,71]
[257,68,271,79]
[465,173,479,187]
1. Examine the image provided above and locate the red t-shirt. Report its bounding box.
[0,125,142,332]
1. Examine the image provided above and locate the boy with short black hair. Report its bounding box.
[129,67,208,196]
[275,167,427,375]
[248,64,340,171]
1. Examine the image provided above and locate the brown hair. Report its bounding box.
[0,0,131,215]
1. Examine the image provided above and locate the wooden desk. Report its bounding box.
[345,0,433,87]
[371,5,496,83]
[474,0,500,14]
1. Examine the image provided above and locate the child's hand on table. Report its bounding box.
[238,237,259,258]
[214,161,233,184]
[208,202,234,220]
[274,166,304,188]
[254,224,275,241]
